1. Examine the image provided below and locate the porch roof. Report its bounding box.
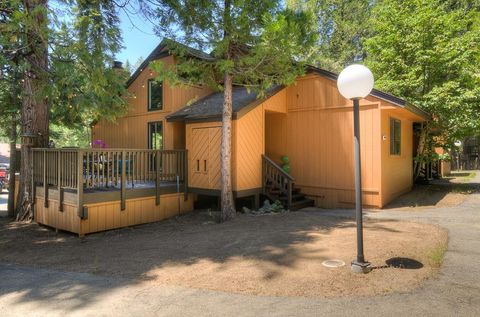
[166,85,283,122]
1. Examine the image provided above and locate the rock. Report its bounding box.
[242,207,251,214]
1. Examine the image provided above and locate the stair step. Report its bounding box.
[278,194,305,201]
[289,199,315,211]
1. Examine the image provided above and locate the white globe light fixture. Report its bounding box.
[337,64,374,99]
[337,64,374,274]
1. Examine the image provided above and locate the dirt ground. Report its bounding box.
[0,210,447,298]
[384,171,478,210]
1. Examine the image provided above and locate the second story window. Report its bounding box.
[148,79,163,111]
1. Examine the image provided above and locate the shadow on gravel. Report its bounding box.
[386,257,424,269]
[0,210,402,311]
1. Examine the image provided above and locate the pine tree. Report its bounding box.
[147,0,317,221]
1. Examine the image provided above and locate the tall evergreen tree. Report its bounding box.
[147,0,316,221]
[289,0,373,71]
[0,0,128,220]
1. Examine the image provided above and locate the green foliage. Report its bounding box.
[289,0,373,72]
[48,0,129,129]
[364,0,480,143]
[50,123,90,148]
[148,0,318,94]
[0,0,128,142]
[437,153,451,162]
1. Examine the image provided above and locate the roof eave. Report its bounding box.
[305,65,430,120]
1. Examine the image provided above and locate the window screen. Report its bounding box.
[148,79,163,111]
[148,121,163,150]
[390,118,401,155]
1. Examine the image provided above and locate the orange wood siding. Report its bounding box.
[262,89,287,113]
[185,91,285,192]
[92,55,211,149]
[272,75,383,208]
[380,107,415,206]
[265,112,287,165]
[80,193,193,235]
[35,198,80,233]
[35,193,194,235]
[233,105,265,191]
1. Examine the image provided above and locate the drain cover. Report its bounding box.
[322,259,345,268]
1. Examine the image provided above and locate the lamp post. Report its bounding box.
[337,64,374,274]
[454,140,462,171]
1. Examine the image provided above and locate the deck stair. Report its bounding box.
[262,155,314,211]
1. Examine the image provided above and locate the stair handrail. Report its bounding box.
[262,155,294,181]
[262,155,294,208]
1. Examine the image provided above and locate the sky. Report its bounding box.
[116,10,161,67]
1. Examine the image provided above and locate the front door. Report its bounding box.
[190,127,221,189]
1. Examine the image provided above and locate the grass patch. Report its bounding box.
[428,238,448,268]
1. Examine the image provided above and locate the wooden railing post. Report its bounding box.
[58,150,64,212]
[155,150,160,206]
[184,150,188,201]
[287,181,292,209]
[32,150,36,208]
[262,155,295,210]
[262,157,266,195]
[43,150,48,208]
[77,150,84,218]
[121,150,126,210]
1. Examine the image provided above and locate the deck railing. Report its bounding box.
[32,148,188,215]
[262,155,294,208]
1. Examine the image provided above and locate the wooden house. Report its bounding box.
[33,40,429,236]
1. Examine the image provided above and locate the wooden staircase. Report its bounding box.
[262,155,315,211]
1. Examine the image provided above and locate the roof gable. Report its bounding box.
[306,66,430,120]
[126,38,215,88]
[125,40,429,122]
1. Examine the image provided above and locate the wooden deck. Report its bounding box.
[32,148,193,236]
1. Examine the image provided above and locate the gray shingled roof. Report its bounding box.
[166,85,283,122]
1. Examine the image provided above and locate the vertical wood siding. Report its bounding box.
[266,75,383,208]
[80,193,193,235]
[35,193,194,235]
[35,198,80,233]
[380,108,415,206]
[92,56,211,150]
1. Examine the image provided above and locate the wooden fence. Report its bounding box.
[32,148,188,215]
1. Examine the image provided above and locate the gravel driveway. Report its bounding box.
[1,173,479,316]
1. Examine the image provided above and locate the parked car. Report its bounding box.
[0,167,7,193]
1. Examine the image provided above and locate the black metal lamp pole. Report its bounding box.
[336,64,374,273]
[351,98,370,273]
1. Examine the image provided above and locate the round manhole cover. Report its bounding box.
[322,259,345,268]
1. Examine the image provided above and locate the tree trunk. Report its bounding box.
[7,116,17,218]
[16,0,49,221]
[413,122,429,181]
[220,73,236,221]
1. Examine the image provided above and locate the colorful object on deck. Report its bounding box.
[92,139,107,148]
